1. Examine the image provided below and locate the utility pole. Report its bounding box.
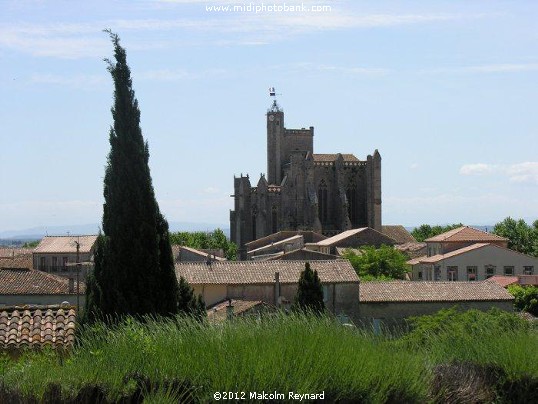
[74,238,80,313]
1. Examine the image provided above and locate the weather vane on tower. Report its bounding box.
[268,86,281,112]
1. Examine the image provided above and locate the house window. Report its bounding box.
[40,257,46,271]
[447,266,458,281]
[467,266,477,281]
[485,265,496,278]
[418,271,423,280]
[524,266,534,275]
[504,266,514,276]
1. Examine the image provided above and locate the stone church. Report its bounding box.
[230,100,381,257]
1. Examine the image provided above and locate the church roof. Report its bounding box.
[312,154,359,162]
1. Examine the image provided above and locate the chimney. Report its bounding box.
[68,277,75,294]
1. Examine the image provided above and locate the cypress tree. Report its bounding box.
[295,262,325,314]
[84,31,179,321]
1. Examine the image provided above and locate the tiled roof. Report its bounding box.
[207,299,266,322]
[0,304,76,349]
[0,268,85,295]
[34,235,98,254]
[176,260,359,285]
[316,227,395,247]
[248,235,303,254]
[382,225,416,244]
[406,255,427,266]
[245,231,326,250]
[425,226,507,243]
[172,245,226,261]
[419,243,490,264]
[312,154,359,162]
[316,228,368,246]
[359,281,514,303]
[487,276,519,288]
[0,253,33,270]
[0,247,34,258]
[395,242,427,259]
[273,248,339,261]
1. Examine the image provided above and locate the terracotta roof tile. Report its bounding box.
[175,260,359,285]
[0,268,85,295]
[245,231,326,250]
[0,304,77,349]
[359,281,514,303]
[207,299,266,322]
[382,225,416,244]
[34,235,98,254]
[487,276,520,288]
[425,226,507,243]
[0,248,34,258]
[315,228,368,246]
[0,253,33,270]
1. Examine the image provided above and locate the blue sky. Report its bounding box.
[0,0,537,232]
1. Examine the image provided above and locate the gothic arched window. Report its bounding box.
[318,180,328,225]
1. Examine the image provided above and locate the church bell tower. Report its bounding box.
[267,88,284,185]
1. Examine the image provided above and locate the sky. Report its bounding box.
[0,0,537,233]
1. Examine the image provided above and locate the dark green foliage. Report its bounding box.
[403,307,531,346]
[493,217,538,257]
[508,285,538,316]
[294,262,324,313]
[411,223,464,242]
[343,245,410,280]
[169,228,237,260]
[22,240,39,248]
[177,276,207,319]
[84,32,178,321]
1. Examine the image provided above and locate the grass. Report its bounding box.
[1,310,537,403]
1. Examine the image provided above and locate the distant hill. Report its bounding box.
[0,222,230,241]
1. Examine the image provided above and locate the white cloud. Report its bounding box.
[203,187,220,194]
[460,162,538,185]
[30,73,106,89]
[507,162,538,185]
[424,63,538,75]
[0,11,479,58]
[459,163,499,176]
[137,68,228,81]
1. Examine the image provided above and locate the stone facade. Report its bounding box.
[231,101,382,258]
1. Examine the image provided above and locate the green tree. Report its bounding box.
[493,217,537,256]
[411,223,464,242]
[344,245,410,280]
[294,262,325,314]
[177,276,207,319]
[22,240,39,248]
[84,32,179,321]
[508,284,538,316]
